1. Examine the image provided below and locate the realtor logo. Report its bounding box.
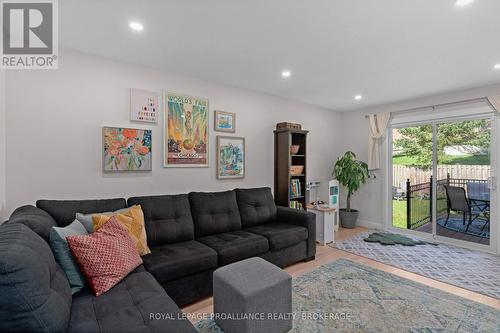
[1,0,58,69]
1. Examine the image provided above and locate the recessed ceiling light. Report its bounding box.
[494,63,500,70]
[455,0,474,7]
[129,21,144,31]
[354,95,363,101]
[281,70,291,78]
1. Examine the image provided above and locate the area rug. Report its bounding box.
[437,215,490,238]
[332,231,500,299]
[195,259,499,332]
[364,232,437,245]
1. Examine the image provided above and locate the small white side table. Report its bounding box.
[307,205,336,245]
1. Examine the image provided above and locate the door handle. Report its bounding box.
[488,177,497,191]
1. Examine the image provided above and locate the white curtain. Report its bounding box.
[368,112,391,170]
[487,95,500,114]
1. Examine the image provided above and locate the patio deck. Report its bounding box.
[415,218,490,245]
[399,176,490,246]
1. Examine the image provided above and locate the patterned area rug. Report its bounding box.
[332,231,500,299]
[195,259,499,332]
[437,215,490,238]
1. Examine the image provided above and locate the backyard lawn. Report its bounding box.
[392,200,407,229]
[392,197,447,230]
[393,154,490,166]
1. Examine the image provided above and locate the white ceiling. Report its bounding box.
[60,0,500,111]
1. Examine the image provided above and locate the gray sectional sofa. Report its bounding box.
[0,187,315,333]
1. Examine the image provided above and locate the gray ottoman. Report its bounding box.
[213,257,292,333]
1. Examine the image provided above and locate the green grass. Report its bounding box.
[392,154,490,166]
[392,155,419,166]
[392,198,447,230]
[392,200,407,229]
[441,154,490,165]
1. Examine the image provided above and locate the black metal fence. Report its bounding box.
[406,177,432,229]
[404,174,488,230]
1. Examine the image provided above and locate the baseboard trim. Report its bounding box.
[356,219,383,230]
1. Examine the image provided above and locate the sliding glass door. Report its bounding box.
[435,119,492,245]
[390,115,495,249]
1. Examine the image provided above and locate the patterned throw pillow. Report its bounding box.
[92,205,151,256]
[67,217,143,296]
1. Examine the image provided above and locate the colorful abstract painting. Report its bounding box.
[217,136,245,179]
[214,110,235,133]
[164,92,209,167]
[103,127,152,172]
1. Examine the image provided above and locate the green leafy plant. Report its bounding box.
[394,120,491,169]
[333,151,369,212]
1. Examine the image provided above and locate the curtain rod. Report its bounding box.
[364,97,491,118]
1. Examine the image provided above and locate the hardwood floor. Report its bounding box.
[181,227,500,322]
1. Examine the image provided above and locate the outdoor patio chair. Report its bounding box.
[417,186,431,200]
[466,181,488,196]
[393,180,407,200]
[443,185,488,232]
[393,186,405,200]
[466,181,489,210]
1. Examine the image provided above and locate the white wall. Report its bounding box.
[338,110,387,229]
[4,49,342,216]
[0,70,5,221]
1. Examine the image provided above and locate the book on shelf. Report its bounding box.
[290,179,301,198]
[289,200,303,210]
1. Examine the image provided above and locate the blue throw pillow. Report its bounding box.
[75,207,129,233]
[49,220,88,294]
[75,212,94,233]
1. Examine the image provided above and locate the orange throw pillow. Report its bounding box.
[92,205,151,256]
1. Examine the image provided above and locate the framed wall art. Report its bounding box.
[164,92,209,167]
[130,89,158,123]
[214,110,236,133]
[217,136,245,179]
[103,127,152,172]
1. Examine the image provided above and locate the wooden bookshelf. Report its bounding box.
[274,128,308,210]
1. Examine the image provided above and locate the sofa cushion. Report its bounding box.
[235,187,278,228]
[245,223,308,251]
[189,191,242,237]
[8,205,57,242]
[127,194,194,246]
[69,268,197,333]
[67,217,143,296]
[0,223,72,333]
[198,230,269,266]
[143,240,218,283]
[50,220,88,294]
[37,198,127,227]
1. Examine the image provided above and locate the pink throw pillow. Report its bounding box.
[67,216,143,296]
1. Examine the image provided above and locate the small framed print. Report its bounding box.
[217,136,245,179]
[130,89,158,123]
[214,110,236,133]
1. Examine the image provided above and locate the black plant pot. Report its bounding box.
[339,209,359,229]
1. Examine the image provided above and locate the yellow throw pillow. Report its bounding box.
[92,205,151,256]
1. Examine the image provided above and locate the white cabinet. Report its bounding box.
[328,180,340,231]
[307,205,336,245]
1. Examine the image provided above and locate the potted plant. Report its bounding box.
[333,151,369,228]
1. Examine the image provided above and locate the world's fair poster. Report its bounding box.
[164,92,209,167]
